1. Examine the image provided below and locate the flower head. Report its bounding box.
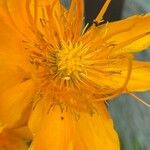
[0,0,150,149]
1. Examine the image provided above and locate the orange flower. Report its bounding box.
[0,0,150,149]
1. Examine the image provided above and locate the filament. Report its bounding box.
[128,92,150,107]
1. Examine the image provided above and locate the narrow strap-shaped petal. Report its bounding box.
[0,0,35,38]
[0,10,35,96]
[67,0,84,41]
[104,13,150,54]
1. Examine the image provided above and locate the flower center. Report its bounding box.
[58,45,84,77]
[47,42,88,83]
[27,38,132,113]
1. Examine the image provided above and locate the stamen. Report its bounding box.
[40,8,52,40]
[81,23,89,35]
[32,91,42,110]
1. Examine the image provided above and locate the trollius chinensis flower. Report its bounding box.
[0,0,150,149]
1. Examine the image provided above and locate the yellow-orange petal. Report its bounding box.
[67,0,84,39]
[127,60,150,92]
[105,60,150,92]
[0,0,34,37]
[29,106,76,150]
[0,63,31,94]
[28,97,49,135]
[0,11,33,72]
[0,80,35,129]
[0,11,34,92]
[37,0,50,6]
[73,103,119,150]
[105,13,150,54]
[0,10,24,51]
[11,126,32,141]
[0,129,28,150]
[84,14,150,55]
[29,103,119,150]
